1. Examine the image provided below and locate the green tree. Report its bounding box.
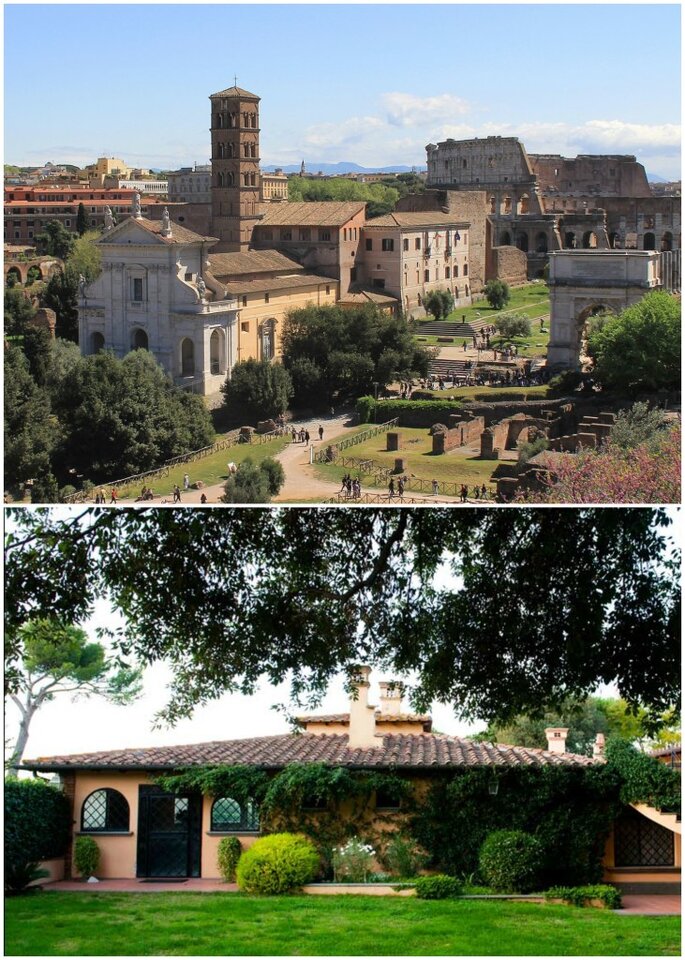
[222,457,285,503]
[484,279,511,310]
[221,360,293,423]
[4,509,679,727]
[50,350,215,484]
[25,265,42,286]
[3,345,58,496]
[586,291,680,393]
[495,313,532,339]
[424,289,455,321]
[609,402,671,451]
[76,203,88,236]
[36,221,74,260]
[7,618,142,772]
[4,288,37,336]
[68,231,102,284]
[42,266,80,341]
[282,304,430,406]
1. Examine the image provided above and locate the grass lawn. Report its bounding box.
[420,282,550,327]
[5,892,680,956]
[113,436,289,500]
[395,385,552,402]
[314,426,498,489]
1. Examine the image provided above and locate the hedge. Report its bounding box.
[5,778,71,869]
[236,833,319,894]
[414,874,462,899]
[545,884,622,909]
[478,830,545,893]
[356,396,463,425]
[217,836,242,882]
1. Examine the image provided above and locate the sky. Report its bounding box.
[4,3,682,179]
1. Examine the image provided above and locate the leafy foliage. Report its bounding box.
[236,833,319,894]
[414,874,463,899]
[478,830,545,893]
[424,289,455,321]
[221,360,293,423]
[495,313,532,339]
[586,292,680,393]
[4,287,37,336]
[3,345,59,494]
[74,836,100,878]
[76,203,88,236]
[155,765,271,805]
[221,457,285,503]
[609,402,671,451]
[484,279,511,310]
[412,765,622,886]
[4,778,71,890]
[42,267,80,342]
[36,221,74,260]
[544,884,622,909]
[604,739,681,813]
[356,396,461,424]
[282,305,430,407]
[217,837,242,882]
[381,834,429,878]
[4,509,679,726]
[287,176,400,217]
[332,837,376,881]
[5,862,50,896]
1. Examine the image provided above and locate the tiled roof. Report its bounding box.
[209,250,304,278]
[23,733,599,772]
[99,217,212,245]
[338,290,399,306]
[221,274,337,295]
[296,713,431,725]
[256,201,366,227]
[210,85,260,100]
[365,211,470,229]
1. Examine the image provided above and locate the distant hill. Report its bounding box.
[262,162,425,175]
[647,173,669,183]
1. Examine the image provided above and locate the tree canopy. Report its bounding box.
[221,360,293,424]
[586,291,680,393]
[282,304,430,407]
[221,457,285,503]
[4,508,679,728]
[483,279,510,310]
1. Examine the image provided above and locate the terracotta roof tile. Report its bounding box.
[23,733,599,772]
[209,249,304,277]
[134,217,211,244]
[295,713,431,725]
[256,201,366,228]
[221,274,337,295]
[365,211,471,229]
[210,86,260,100]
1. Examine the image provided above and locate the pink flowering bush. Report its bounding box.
[522,423,680,504]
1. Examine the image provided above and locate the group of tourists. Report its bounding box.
[460,484,490,502]
[339,475,362,499]
[291,425,325,444]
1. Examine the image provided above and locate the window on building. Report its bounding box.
[65,219,71,227]
[424,269,430,282]
[414,238,421,250]
[445,267,450,279]
[375,788,401,811]
[403,238,409,251]
[325,285,331,295]
[350,267,357,282]
[372,278,385,289]
[241,321,249,332]
[365,238,372,251]
[132,278,144,301]
[81,789,130,832]
[280,229,292,241]
[319,229,331,241]
[343,229,347,241]
[185,272,193,282]
[381,238,394,252]
[300,228,311,241]
[265,293,270,303]
[463,264,468,276]
[211,797,260,832]
[242,295,248,307]
[302,795,328,811]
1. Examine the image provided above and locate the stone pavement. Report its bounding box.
[618,893,681,915]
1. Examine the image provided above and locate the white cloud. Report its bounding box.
[569,120,681,154]
[381,92,471,128]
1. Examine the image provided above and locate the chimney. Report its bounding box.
[378,681,403,717]
[593,733,606,758]
[347,666,378,748]
[544,727,569,754]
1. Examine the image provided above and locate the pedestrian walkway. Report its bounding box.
[43,878,237,893]
[618,894,680,915]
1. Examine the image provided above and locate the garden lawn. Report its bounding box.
[416,282,551,328]
[5,892,680,956]
[412,385,551,401]
[114,436,289,500]
[313,426,498,489]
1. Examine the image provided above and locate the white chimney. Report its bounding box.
[545,727,569,754]
[593,732,606,758]
[378,681,403,717]
[347,666,378,748]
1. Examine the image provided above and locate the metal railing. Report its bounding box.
[62,428,286,502]
[313,419,399,463]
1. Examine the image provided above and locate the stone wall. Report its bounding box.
[492,245,528,286]
[432,415,485,453]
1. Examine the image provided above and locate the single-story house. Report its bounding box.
[23,669,680,890]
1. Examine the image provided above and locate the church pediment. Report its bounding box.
[98,219,167,246]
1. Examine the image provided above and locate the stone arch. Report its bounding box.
[500,231,511,246]
[217,172,225,187]
[210,328,225,375]
[519,193,530,215]
[582,231,598,249]
[216,113,224,128]
[643,232,656,251]
[91,331,105,354]
[535,232,548,253]
[564,232,576,249]
[609,231,620,248]
[661,232,673,252]
[180,337,195,376]
[217,143,225,159]
[130,328,148,351]
[502,196,512,215]
[489,196,496,214]
[5,266,22,287]
[516,232,529,253]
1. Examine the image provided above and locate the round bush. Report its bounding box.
[236,833,319,894]
[479,830,544,893]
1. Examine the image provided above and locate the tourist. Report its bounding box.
[183,473,190,490]
[291,428,297,443]
[473,485,480,500]
[200,493,208,504]
[173,485,181,503]
[304,429,310,445]
[318,425,324,441]
[398,478,405,498]
[460,484,468,503]
[481,484,488,500]
[110,488,118,505]
[432,479,439,496]
[388,478,395,497]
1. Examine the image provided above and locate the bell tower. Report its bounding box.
[210,84,262,252]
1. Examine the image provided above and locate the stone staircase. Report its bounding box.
[416,317,493,338]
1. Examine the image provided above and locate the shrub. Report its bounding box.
[217,836,242,882]
[5,862,50,896]
[484,279,511,310]
[495,314,532,339]
[415,874,462,899]
[4,778,71,893]
[547,371,584,395]
[382,835,429,879]
[74,836,100,878]
[355,397,463,425]
[478,830,544,893]
[332,837,376,882]
[544,884,622,909]
[236,833,319,894]
[221,359,293,424]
